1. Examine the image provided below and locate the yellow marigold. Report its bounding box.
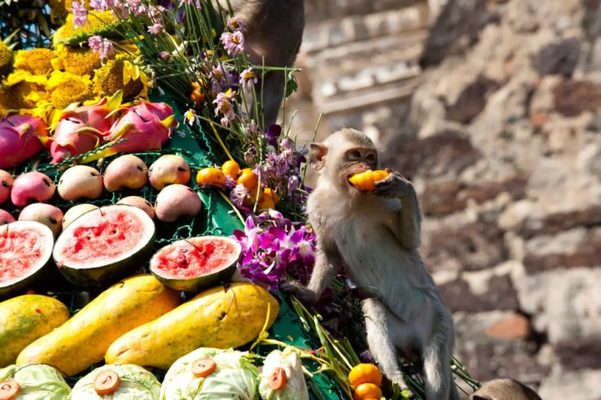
[93,58,148,100]
[53,11,117,46]
[48,71,95,109]
[53,44,101,76]
[13,49,54,76]
[0,41,12,77]
[7,82,49,109]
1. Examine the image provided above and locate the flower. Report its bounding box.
[147,22,163,35]
[220,31,245,57]
[179,0,201,8]
[239,68,257,88]
[93,58,148,100]
[88,35,115,61]
[183,109,197,125]
[72,0,88,26]
[265,124,282,146]
[213,88,237,120]
[232,213,316,289]
[55,44,102,75]
[159,51,171,62]
[53,11,118,46]
[0,41,12,77]
[89,0,113,11]
[227,16,246,32]
[13,49,54,76]
[48,71,94,109]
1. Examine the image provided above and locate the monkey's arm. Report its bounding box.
[374,171,422,250]
[281,241,343,304]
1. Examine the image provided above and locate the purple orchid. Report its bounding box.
[232,212,316,289]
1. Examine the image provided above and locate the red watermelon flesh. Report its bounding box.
[150,236,241,292]
[0,221,54,296]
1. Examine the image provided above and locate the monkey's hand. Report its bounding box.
[280,281,319,305]
[373,170,414,198]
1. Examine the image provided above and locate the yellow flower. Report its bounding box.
[13,49,54,76]
[53,11,117,46]
[93,58,148,100]
[49,0,68,24]
[48,71,95,109]
[0,41,12,77]
[3,70,48,87]
[53,44,101,76]
[7,82,49,109]
[0,88,11,117]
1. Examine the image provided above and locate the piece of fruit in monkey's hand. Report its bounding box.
[348,170,390,191]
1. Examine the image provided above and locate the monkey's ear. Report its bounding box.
[309,143,327,170]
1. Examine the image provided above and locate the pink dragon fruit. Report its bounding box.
[81,102,176,162]
[0,115,49,169]
[49,93,122,163]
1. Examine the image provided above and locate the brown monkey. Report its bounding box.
[283,128,459,399]
[215,0,305,127]
[471,379,542,400]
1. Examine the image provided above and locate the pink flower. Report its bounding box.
[147,22,163,35]
[240,68,258,88]
[220,31,245,57]
[89,0,113,11]
[213,89,237,120]
[179,0,201,8]
[88,35,114,61]
[159,51,171,61]
[72,0,88,27]
[227,16,246,32]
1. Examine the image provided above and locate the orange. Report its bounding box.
[348,170,389,192]
[354,383,382,400]
[191,359,217,378]
[221,160,240,179]
[196,167,226,188]
[257,188,278,210]
[348,363,383,387]
[237,168,258,191]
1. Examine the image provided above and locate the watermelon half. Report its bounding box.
[0,221,55,297]
[53,204,155,287]
[150,236,241,292]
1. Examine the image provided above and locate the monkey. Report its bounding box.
[215,0,305,127]
[471,379,542,400]
[282,128,459,400]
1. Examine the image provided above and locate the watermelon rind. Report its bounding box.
[149,236,241,292]
[0,221,55,298]
[52,205,156,288]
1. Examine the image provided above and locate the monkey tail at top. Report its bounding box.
[215,0,305,128]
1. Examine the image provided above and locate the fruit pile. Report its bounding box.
[349,364,384,400]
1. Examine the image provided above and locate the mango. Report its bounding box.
[105,282,280,369]
[0,295,69,367]
[16,275,180,376]
[348,170,390,191]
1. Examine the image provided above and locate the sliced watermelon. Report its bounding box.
[150,236,241,292]
[0,221,54,297]
[53,205,155,287]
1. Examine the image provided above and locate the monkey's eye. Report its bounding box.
[348,150,361,160]
[366,153,376,163]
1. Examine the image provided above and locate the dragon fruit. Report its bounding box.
[81,102,176,162]
[49,93,122,163]
[0,115,48,169]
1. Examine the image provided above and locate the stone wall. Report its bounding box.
[288,0,601,398]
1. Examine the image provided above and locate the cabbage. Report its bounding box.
[258,349,309,400]
[0,364,71,399]
[160,348,259,400]
[70,364,160,399]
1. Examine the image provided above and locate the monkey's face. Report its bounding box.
[332,146,378,190]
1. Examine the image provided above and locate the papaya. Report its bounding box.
[0,295,69,367]
[105,282,280,369]
[16,275,180,376]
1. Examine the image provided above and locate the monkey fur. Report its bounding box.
[471,379,542,400]
[283,128,459,399]
[215,0,305,127]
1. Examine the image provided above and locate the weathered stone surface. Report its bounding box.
[387,130,481,179]
[539,368,601,400]
[424,221,507,271]
[553,80,601,116]
[485,313,530,340]
[421,176,527,216]
[438,275,519,312]
[533,38,581,76]
[518,206,601,238]
[446,76,501,123]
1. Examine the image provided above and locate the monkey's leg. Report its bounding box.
[362,298,410,391]
[422,311,459,400]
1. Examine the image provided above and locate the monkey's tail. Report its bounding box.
[423,314,459,400]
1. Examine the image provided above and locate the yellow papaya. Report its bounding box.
[0,295,69,367]
[17,275,180,376]
[105,282,280,369]
[348,170,390,191]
